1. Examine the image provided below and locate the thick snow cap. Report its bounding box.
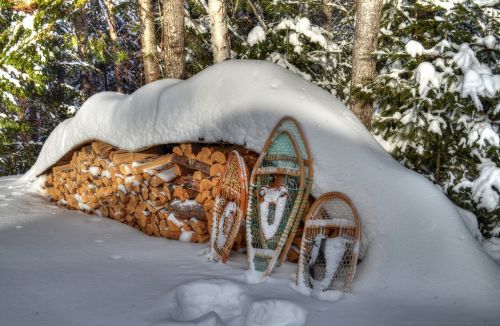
[25,60,500,302]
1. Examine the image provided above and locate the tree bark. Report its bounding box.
[102,0,124,93]
[163,0,186,79]
[74,5,93,99]
[138,0,160,83]
[349,0,383,129]
[208,0,231,63]
[322,0,332,32]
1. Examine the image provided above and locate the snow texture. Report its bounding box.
[156,167,177,182]
[18,60,500,309]
[163,278,307,325]
[311,237,347,292]
[295,234,348,301]
[414,62,440,96]
[454,162,500,212]
[247,26,266,47]
[88,166,100,177]
[405,40,425,57]
[1,175,500,325]
[258,186,288,240]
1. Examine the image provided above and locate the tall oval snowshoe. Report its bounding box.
[246,117,313,277]
[297,192,361,298]
[210,151,249,263]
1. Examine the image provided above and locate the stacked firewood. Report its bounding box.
[43,141,257,246]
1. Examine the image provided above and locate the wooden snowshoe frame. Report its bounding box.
[210,151,249,263]
[275,118,314,264]
[297,192,361,294]
[246,117,313,276]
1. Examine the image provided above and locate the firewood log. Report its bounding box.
[170,200,205,220]
[173,146,183,156]
[159,219,168,231]
[119,163,133,176]
[211,151,226,165]
[173,186,189,201]
[165,230,180,240]
[199,179,213,192]
[91,141,114,158]
[131,154,173,174]
[196,147,212,165]
[181,143,195,159]
[141,187,149,201]
[287,248,300,263]
[209,163,224,177]
[195,233,210,243]
[189,218,208,234]
[52,163,72,175]
[192,171,204,181]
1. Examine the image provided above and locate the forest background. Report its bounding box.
[0,0,498,238]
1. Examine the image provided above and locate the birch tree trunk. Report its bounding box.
[208,0,231,63]
[163,0,186,79]
[349,0,383,129]
[138,0,160,83]
[103,0,124,93]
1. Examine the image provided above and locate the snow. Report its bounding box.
[245,299,307,326]
[454,161,500,212]
[259,186,288,240]
[414,62,440,96]
[247,26,266,47]
[180,230,193,242]
[405,40,425,57]
[88,166,100,177]
[294,234,349,302]
[10,60,500,323]
[21,14,34,30]
[453,43,500,110]
[101,169,111,179]
[156,167,177,182]
[467,121,499,148]
[476,34,497,49]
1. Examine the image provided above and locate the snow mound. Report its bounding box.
[246,299,306,326]
[173,280,246,322]
[163,279,306,326]
[23,60,500,303]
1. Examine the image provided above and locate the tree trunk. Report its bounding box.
[138,0,160,83]
[349,0,383,129]
[163,0,186,79]
[208,0,231,63]
[322,0,332,32]
[102,0,124,93]
[74,5,93,99]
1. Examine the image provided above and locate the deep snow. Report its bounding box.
[10,60,500,323]
[1,175,499,326]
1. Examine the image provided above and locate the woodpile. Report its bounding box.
[42,141,258,247]
[42,141,305,262]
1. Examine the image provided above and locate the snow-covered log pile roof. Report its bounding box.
[24,60,500,302]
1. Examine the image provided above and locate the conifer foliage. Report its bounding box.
[370,0,499,235]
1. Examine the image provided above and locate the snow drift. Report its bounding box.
[24,60,500,303]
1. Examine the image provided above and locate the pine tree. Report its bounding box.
[240,0,354,102]
[371,0,499,236]
[0,1,80,175]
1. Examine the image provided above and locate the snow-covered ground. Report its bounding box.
[0,175,499,326]
[5,61,500,325]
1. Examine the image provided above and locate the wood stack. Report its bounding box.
[43,141,258,246]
